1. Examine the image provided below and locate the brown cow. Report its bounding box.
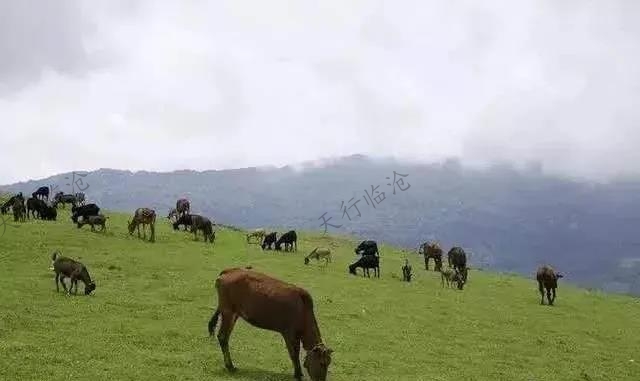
[128,208,156,242]
[420,241,443,272]
[208,267,333,381]
[536,265,564,305]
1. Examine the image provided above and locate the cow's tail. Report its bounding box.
[208,308,220,336]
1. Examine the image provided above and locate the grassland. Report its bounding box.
[0,210,638,381]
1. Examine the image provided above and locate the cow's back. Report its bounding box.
[216,269,306,330]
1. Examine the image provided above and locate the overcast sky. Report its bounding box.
[1,0,639,184]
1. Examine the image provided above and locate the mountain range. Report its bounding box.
[2,154,639,296]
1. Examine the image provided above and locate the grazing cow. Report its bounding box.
[402,259,412,282]
[32,186,49,201]
[304,248,332,266]
[189,214,216,243]
[128,208,156,242]
[448,247,468,282]
[2,193,24,215]
[77,214,107,232]
[71,203,100,223]
[26,197,46,219]
[348,255,380,278]
[52,251,96,295]
[354,240,379,256]
[536,265,564,306]
[12,198,25,222]
[419,241,443,272]
[207,267,333,381]
[246,228,266,243]
[53,192,77,209]
[261,232,277,250]
[40,203,57,221]
[275,230,297,252]
[172,212,190,231]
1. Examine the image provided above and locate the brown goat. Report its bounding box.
[536,265,564,305]
[52,251,96,295]
[208,267,333,381]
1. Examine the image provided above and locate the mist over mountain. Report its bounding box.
[3,155,640,296]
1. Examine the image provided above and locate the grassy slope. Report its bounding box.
[0,211,638,381]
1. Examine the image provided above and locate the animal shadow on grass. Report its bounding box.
[210,367,291,381]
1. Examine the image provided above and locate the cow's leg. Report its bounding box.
[150,223,155,242]
[283,333,303,380]
[59,275,68,293]
[217,312,239,372]
[547,288,554,306]
[425,256,429,270]
[377,266,380,278]
[551,288,557,305]
[55,273,60,292]
[538,282,545,305]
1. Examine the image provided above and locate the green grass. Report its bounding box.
[0,210,639,381]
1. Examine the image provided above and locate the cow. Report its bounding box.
[188,214,216,243]
[176,198,190,217]
[32,186,49,201]
[26,197,46,219]
[275,230,297,252]
[419,241,443,272]
[12,197,26,222]
[348,255,380,278]
[71,204,100,223]
[261,232,277,250]
[40,204,57,221]
[128,208,156,242]
[53,192,77,209]
[536,265,564,306]
[77,214,107,232]
[354,240,379,256]
[447,246,468,283]
[207,267,333,381]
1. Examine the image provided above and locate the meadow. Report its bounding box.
[0,210,638,381]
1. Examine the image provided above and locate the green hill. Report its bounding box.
[0,211,638,381]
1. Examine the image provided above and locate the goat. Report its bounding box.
[304,248,332,266]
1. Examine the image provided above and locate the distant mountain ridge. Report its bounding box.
[2,154,640,296]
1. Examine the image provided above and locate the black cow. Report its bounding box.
[71,203,100,223]
[40,204,57,221]
[348,255,380,278]
[261,232,277,250]
[448,247,468,283]
[275,230,297,252]
[2,194,21,215]
[189,214,215,243]
[355,240,379,256]
[172,213,192,231]
[54,192,77,209]
[26,197,47,219]
[32,186,49,200]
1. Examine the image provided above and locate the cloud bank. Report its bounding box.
[1,0,639,183]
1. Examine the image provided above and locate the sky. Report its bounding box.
[1,0,639,184]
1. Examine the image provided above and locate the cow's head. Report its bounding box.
[303,344,333,381]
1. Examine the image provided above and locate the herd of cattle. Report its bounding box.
[2,187,566,381]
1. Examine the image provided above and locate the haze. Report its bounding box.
[1,0,639,184]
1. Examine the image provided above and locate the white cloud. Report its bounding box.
[1,0,639,183]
